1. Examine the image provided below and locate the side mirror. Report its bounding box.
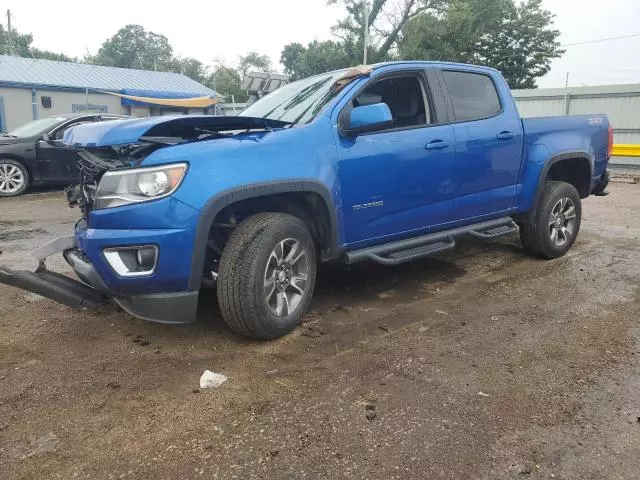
[41,132,64,146]
[343,103,393,136]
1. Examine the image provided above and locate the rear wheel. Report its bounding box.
[217,212,317,339]
[0,159,29,197]
[520,181,582,259]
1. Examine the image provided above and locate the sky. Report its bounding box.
[4,0,640,88]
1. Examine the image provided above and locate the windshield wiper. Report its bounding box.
[1,133,18,138]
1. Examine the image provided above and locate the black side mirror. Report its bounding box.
[41,132,64,146]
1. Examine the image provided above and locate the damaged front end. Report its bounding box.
[64,143,161,217]
[0,115,291,322]
[0,237,104,311]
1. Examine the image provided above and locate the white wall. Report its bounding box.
[0,87,34,130]
[0,87,130,131]
[36,90,126,118]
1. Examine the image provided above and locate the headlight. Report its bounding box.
[94,163,187,210]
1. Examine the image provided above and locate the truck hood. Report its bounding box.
[63,115,292,148]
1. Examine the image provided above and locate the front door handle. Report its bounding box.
[426,140,450,150]
[496,131,514,140]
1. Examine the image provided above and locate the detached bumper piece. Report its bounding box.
[0,237,199,324]
[0,265,104,310]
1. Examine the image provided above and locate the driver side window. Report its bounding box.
[352,75,431,129]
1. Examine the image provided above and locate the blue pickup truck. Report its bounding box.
[0,61,612,339]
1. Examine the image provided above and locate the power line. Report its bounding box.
[561,32,640,47]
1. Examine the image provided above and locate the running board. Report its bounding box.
[345,217,518,266]
[0,265,104,310]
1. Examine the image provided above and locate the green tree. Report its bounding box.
[90,24,174,71]
[398,0,563,88]
[329,0,446,64]
[209,63,248,102]
[474,0,564,88]
[172,57,208,84]
[238,51,272,76]
[280,40,354,80]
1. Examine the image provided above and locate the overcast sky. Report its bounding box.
[5,0,640,88]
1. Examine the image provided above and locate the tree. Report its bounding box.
[238,51,272,76]
[398,0,563,88]
[90,24,214,84]
[474,0,564,88]
[0,25,76,61]
[173,57,208,84]
[90,24,174,71]
[329,0,447,64]
[281,40,354,80]
[209,63,248,102]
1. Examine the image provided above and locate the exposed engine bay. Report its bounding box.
[64,143,161,217]
[63,115,295,217]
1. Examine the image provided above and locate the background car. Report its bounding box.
[0,113,128,197]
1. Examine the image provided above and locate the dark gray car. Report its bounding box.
[0,113,128,197]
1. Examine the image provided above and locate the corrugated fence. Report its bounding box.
[513,84,640,175]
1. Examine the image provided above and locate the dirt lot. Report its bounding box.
[1,183,639,480]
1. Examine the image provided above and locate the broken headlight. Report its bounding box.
[94,163,187,210]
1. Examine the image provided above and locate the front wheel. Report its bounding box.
[0,159,29,197]
[217,213,317,339]
[520,181,582,259]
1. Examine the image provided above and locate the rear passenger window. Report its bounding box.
[442,70,501,122]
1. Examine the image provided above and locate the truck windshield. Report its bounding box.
[240,70,350,125]
[6,117,64,138]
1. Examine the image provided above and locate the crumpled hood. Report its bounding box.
[63,115,291,148]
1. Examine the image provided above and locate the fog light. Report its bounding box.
[104,245,158,277]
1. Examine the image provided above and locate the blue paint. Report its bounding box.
[65,61,611,299]
[348,103,392,129]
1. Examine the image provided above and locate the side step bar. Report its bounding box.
[346,217,518,266]
[0,265,104,310]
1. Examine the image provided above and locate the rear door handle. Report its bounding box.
[496,131,514,140]
[426,140,450,150]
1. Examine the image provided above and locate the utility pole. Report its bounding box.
[6,10,14,56]
[363,2,370,65]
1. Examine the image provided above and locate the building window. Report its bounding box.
[41,96,53,109]
[72,104,108,114]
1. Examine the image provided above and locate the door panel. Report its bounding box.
[450,114,523,219]
[36,119,93,183]
[439,69,523,220]
[337,123,456,245]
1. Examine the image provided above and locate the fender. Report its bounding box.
[188,179,341,290]
[531,150,593,210]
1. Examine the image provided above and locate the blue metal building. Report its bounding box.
[0,55,218,131]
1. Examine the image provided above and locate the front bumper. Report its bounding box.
[0,236,199,324]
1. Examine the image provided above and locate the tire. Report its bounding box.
[519,181,582,259]
[0,159,29,197]
[217,212,317,340]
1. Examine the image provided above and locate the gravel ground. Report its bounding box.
[0,183,639,480]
